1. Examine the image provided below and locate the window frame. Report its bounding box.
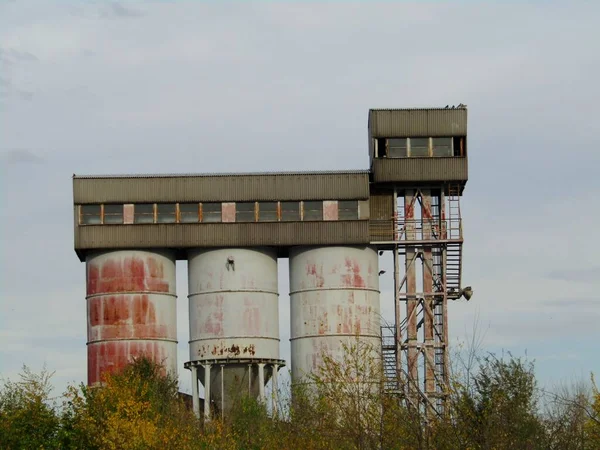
[79,204,103,225]
[302,201,323,221]
[134,203,156,224]
[201,202,222,223]
[338,200,359,221]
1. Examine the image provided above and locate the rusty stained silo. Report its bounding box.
[86,250,177,385]
[289,246,381,384]
[187,248,284,419]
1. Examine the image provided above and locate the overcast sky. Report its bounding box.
[1,1,599,397]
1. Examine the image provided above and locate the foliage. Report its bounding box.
[1,349,600,450]
[0,365,60,450]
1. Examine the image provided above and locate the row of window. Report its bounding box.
[376,137,465,158]
[79,201,360,225]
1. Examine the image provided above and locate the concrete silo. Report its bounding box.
[187,248,284,419]
[289,246,381,384]
[86,250,178,385]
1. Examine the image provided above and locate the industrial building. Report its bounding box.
[72,106,469,418]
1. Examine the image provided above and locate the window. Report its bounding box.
[258,202,278,222]
[410,138,430,157]
[432,138,452,157]
[157,204,176,223]
[80,205,101,225]
[202,203,222,222]
[388,138,408,158]
[303,201,323,221]
[103,204,123,224]
[281,201,300,221]
[338,200,359,220]
[134,204,155,224]
[236,202,256,222]
[179,203,199,223]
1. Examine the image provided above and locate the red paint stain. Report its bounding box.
[342,258,365,288]
[306,262,325,288]
[87,341,172,385]
[88,294,171,341]
[87,256,169,295]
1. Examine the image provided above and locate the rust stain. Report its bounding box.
[87,256,169,295]
[342,257,365,288]
[306,262,324,288]
[88,341,170,385]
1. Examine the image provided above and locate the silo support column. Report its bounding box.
[204,364,211,422]
[191,366,200,418]
[258,363,266,404]
[272,364,279,417]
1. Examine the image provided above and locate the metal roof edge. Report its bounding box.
[73,169,371,180]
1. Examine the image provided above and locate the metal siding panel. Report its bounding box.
[74,173,370,203]
[75,221,370,251]
[369,109,467,137]
[372,158,468,182]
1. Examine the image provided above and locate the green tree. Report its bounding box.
[0,365,61,450]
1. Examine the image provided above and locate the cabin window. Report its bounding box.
[303,201,323,221]
[156,203,177,223]
[258,202,278,222]
[338,200,359,220]
[103,204,123,224]
[409,138,430,157]
[388,138,408,158]
[432,137,453,157]
[202,203,222,222]
[134,204,155,224]
[281,201,300,221]
[179,203,199,223]
[236,202,256,222]
[80,205,102,225]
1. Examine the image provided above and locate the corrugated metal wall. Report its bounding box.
[73,172,370,203]
[372,158,468,183]
[369,109,467,138]
[368,191,394,241]
[74,221,370,253]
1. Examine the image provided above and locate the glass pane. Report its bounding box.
[236,202,255,222]
[338,200,358,220]
[103,204,123,224]
[157,203,176,223]
[179,204,199,223]
[134,204,154,224]
[303,201,323,221]
[258,202,278,222]
[202,203,221,223]
[432,138,452,157]
[410,138,429,157]
[281,201,300,222]
[388,138,407,158]
[80,205,101,225]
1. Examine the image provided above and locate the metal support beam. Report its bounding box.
[258,363,266,404]
[272,364,279,417]
[203,363,211,422]
[191,365,200,418]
